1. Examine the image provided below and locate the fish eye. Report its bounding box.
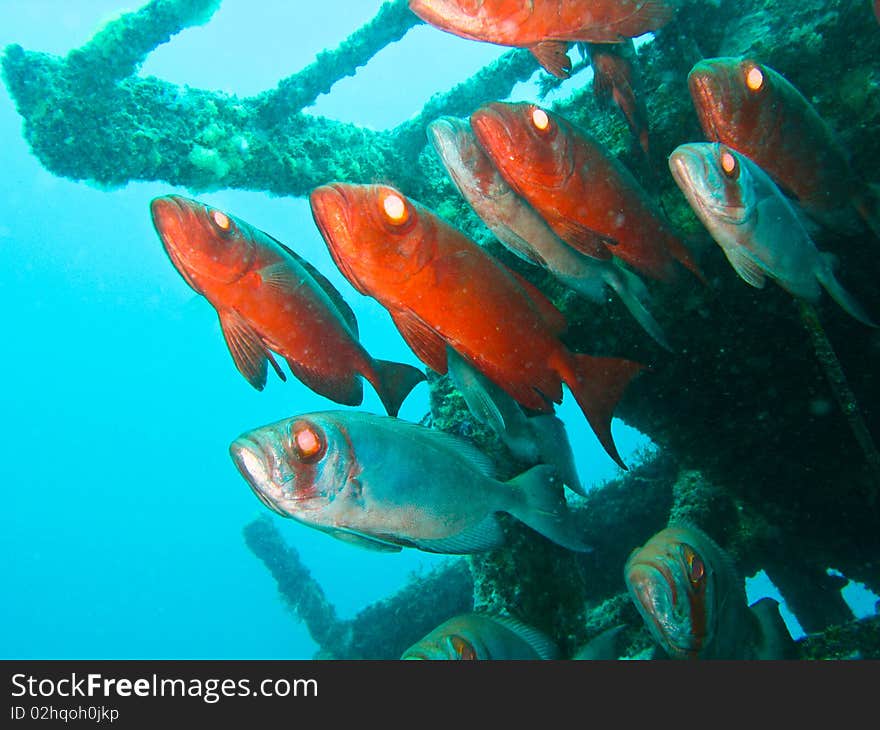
[745,65,765,92]
[720,148,739,179]
[208,208,235,236]
[531,107,551,132]
[682,544,706,585]
[447,635,477,660]
[382,193,409,225]
[289,420,326,464]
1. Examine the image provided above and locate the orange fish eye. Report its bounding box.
[290,421,326,464]
[382,193,408,225]
[745,65,764,92]
[720,149,739,178]
[531,107,550,132]
[448,635,477,660]
[211,209,231,231]
[683,545,706,584]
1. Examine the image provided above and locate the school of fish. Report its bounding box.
[145,0,880,659]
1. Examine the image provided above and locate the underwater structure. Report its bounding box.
[4,0,879,658]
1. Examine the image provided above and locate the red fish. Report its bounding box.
[587,40,651,162]
[408,0,679,78]
[470,101,702,282]
[150,195,424,416]
[688,57,880,238]
[309,183,644,468]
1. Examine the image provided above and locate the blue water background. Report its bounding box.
[0,1,874,659]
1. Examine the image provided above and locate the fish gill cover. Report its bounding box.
[1,0,879,659]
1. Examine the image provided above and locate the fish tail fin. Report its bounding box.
[525,414,585,496]
[369,359,426,417]
[816,254,878,328]
[506,465,591,552]
[852,183,880,240]
[748,598,797,660]
[556,352,645,469]
[602,265,673,351]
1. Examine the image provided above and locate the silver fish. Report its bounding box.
[402,613,560,660]
[445,346,585,496]
[624,523,794,659]
[230,410,590,554]
[428,115,672,349]
[669,142,877,327]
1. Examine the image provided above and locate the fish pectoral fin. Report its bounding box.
[256,263,304,293]
[815,254,878,327]
[261,232,360,336]
[551,219,615,261]
[410,516,506,554]
[446,346,508,435]
[389,309,449,374]
[326,529,403,553]
[217,308,274,390]
[529,41,572,79]
[721,245,768,289]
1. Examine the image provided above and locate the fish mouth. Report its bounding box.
[627,561,702,657]
[668,145,704,193]
[426,117,468,161]
[150,194,203,290]
[470,104,514,154]
[309,184,369,295]
[229,437,287,517]
[687,66,721,141]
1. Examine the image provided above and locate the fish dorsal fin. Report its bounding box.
[491,615,561,659]
[411,515,505,554]
[325,528,403,553]
[505,267,567,335]
[445,345,508,435]
[389,309,449,374]
[529,41,572,79]
[263,231,359,336]
[285,356,363,407]
[217,308,272,390]
[551,218,615,260]
[389,417,497,478]
[721,245,768,289]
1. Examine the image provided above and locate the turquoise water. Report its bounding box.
[3,1,875,660]
[0,1,652,659]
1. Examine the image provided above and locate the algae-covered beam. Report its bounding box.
[0,0,537,193]
[254,0,423,123]
[66,0,222,85]
[243,516,350,657]
[243,516,473,659]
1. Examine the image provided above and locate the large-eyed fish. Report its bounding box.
[669,143,876,326]
[309,183,644,468]
[409,0,679,78]
[625,524,795,659]
[150,195,425,414]
[402,613,560,659]
[427,116,670,349]
[230,410,590,554]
